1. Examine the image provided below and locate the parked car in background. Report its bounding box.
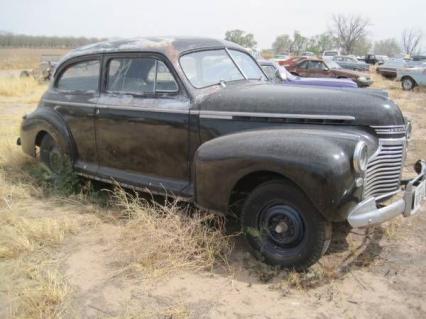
[272,53,290,64]
[412,55,426,62]
[376,59,423,79]
[396,65,426,90]
[259,60,357,88]
[322,50,339,58]
[18,37,425,270]
[302,51,315,57]
[364,54,388,65]
[286,57,373,87]
[332,56,369,71]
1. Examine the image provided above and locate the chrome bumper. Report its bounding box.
[347,160,426,228]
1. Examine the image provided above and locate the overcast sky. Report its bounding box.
[0,0,424,49]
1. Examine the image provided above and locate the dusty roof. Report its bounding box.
[61,36,244,61]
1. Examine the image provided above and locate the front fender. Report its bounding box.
[20,107,76,160]
[194,128,377,222]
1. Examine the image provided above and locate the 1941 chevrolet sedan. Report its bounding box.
[18,37,426,270]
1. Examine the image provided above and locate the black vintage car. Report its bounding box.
[18,37,426,270]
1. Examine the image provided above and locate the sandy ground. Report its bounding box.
[1,74,426,318]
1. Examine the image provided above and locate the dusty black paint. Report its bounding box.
[19,37,407,222]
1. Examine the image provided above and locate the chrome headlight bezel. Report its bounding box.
[406,119,412,140]
[353,141,368,173]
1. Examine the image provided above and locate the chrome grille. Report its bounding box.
[363,139,405,199]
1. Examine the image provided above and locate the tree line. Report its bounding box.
[0,32,104,48]
[225,14,423,57]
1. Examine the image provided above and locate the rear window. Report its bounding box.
[56,60,100,92]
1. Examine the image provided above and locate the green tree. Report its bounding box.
[225,29,257,48]
[374,38,401,57]
[272,34,292,54]
[290,31,307,55]
[351,36,372,56]
[305,32,337,55]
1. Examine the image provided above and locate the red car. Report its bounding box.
[286,57,373,87]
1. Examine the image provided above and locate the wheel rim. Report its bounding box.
[403,79,412,90]
[259,204,305,248]
[48,147,64,174]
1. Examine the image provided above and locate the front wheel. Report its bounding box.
[241,180,332,270]
[401,77,415,91]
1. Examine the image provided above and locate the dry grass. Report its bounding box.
[115,189,233,279]
[0,48,68,70]
[8,265,72,319]
[0,77,47,104]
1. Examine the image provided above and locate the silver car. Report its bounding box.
[396,64,426,90]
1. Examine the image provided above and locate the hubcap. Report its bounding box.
[403,79,412,90]
[260,205,305,247]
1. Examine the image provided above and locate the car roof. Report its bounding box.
[60,36,245,62]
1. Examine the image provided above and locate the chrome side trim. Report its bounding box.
[43,99,356,121]
[196,110,355,121]
[44,99,95,108]
[98,105,190,114]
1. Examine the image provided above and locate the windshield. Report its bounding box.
[325,60,341,69]
[180,49,266,88]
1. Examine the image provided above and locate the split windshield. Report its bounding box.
[180,49,266,88]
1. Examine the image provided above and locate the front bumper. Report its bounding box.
[357,79,373,87]
[347,160,426,228]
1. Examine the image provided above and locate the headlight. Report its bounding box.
[358,76,368,82]
[353,141,368,173]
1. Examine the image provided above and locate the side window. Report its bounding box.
[107,58,156,95]
[107,58,178,94]
[56,60,100,92]
[308,61,321,69]
[298,61,308,69]
[261,65,278,80]
[156,60,178,92]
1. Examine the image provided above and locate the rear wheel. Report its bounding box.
[401,77,416,91]
[240,180,332,270]
[40,134,67,174]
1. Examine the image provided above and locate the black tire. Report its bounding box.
[241,180,332,270]
[39,134,67,174]
[401,77,416,91]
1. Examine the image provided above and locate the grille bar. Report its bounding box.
[363,139,405,199]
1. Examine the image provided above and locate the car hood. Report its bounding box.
[332,68,367,78]
[197,82,404,126]
[287,77,357,88]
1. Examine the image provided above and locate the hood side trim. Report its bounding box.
[196,110,355,121]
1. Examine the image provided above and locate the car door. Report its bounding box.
[43,56,100,172]
[306,61,328,77]
[95,53,192,196]
[293,60,309,76]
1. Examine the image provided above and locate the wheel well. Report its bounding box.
[228,171,287,217]
[34,130,48,147]
[401,76,416,84]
